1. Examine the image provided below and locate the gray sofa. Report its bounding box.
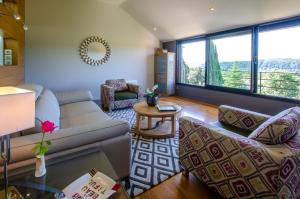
[0,84,131,185]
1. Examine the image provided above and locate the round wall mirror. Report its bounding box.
[79,36,111,66]
[87,42,106,60]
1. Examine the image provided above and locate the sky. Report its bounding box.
[182,26,300,68]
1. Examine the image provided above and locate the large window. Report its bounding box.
[208,31,252,90]
[258,26,300,99]
[177,16,300,101]
[179,40,206,86]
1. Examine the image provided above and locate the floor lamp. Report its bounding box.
[0,87,35,199]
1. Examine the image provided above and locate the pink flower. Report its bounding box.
[112,183,121,191]
[41,120,56,133]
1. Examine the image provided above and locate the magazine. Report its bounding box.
[63,171,120,199]
[156,104,177,111]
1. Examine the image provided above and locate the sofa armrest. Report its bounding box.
[101,84,114,111]
[127,83,144,99]
[218,105,271,131]
[179,116,300,198]
[55,90,93,105]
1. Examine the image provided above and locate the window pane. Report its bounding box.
[179,40,206,86]
[258,26,300,99]
[208,32,252,90]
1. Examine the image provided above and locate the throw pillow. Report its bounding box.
[248,107,300,144]
[106,79,128,92]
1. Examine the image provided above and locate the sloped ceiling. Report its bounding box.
[97,0,126,5]
[120,0,300,41]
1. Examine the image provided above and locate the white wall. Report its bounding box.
[25,0,159,99]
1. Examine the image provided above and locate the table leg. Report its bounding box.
[148,117,152,129]
[171,115,176,136]
[136,114,141,133]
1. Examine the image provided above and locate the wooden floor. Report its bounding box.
[135,96,221,199]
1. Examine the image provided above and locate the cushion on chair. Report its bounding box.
[114,91,138,101]
[106,79,128,92]
[248,107,300,144]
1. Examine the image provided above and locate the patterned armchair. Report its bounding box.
[179,105,300,199]
[101,79,144,112]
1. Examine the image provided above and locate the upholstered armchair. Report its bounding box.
[101,79,144,112]
[179,105,300,198]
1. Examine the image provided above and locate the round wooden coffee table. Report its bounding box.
[133,101,182,138]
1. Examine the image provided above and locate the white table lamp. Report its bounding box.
[0,87,35,199]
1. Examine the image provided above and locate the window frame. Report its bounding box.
[176,15,300,103]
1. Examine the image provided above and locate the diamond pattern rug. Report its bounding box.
[107,108,181,197]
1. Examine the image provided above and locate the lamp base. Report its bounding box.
[0,186,24,199]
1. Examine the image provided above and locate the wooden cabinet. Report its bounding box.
[154,52,176,96]
[0,0,25,86]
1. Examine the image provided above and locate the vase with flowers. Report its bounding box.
[32,120,57,177]
[145,84,159,106]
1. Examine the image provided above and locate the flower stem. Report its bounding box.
[39,132,45,155]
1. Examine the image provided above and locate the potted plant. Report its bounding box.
[32,120,57,177]
[145,84,159,106]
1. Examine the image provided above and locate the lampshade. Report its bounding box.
[0,87,35,136]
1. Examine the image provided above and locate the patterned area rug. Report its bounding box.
[107,108,181,197]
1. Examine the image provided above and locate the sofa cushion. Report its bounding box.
[61,111,111,129]
[106,79,128,92]
[17,84,44,101]
[55,90,93,105]
[60,101,102,119]
[8,119,130,164]
[115,91,137,101]
[218,105,271,131]
[248,107,300,144]
[60,101,110,129]
[212,121,251,137]
[34,89,60,133]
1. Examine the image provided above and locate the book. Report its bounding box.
[156,104,177,111]
[63,170,120,199]
[0,186,24,199]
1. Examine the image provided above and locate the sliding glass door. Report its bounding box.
[258,25,300,99]
[179,40,206,86]
[177,16,300,101]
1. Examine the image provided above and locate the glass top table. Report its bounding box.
[0,148,130,199]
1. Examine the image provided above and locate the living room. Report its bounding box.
[0,0,300,198]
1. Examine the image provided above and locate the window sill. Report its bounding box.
[176,83,300,103]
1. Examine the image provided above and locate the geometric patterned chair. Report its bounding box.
[101,79,144,112]
[179,105,300,199]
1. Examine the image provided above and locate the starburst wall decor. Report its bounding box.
[79,36,111,66]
